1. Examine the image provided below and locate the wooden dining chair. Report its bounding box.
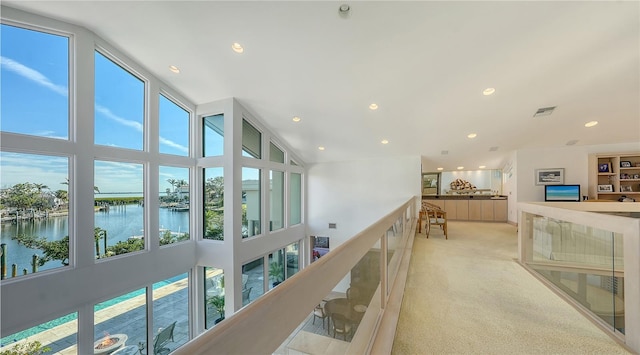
[425,207,448,239]
[330,313,352,340]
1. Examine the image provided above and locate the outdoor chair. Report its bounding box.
[242,287,253,304]
[330,313,352,341]
[153,321,176,355]
[312,303,327,329]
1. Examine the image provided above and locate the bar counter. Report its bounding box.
[422,195,508,221]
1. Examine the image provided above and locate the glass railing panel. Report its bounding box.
[524,212,624,333]
[278,240,383,353]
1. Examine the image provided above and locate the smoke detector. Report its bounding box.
[533,106,557,117]
[339,4,351,17]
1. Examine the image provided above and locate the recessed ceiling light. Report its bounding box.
[369,103,378,110]
[437,167,444,171]
[479,165,486,169]
[292,116,301,122]
[381,139,389,144]
[457,166,464,170]
[584,121,598,127]
[483,88,495,96]
[318,146,325,151]
[169,65,180,73]
[231,43,244,53]
[467,133,477,139]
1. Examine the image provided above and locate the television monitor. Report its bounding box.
[545,184,581,202]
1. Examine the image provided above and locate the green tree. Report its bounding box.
[0,340,51,355]
[1,182,40,211]
[11,235,70,266]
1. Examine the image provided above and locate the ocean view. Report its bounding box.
[0,204,189,274]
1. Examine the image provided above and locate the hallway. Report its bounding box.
[392,221,631,354]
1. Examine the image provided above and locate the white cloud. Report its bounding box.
[159,136,189,154]
[1,56,68,96]
[95,104,143,132]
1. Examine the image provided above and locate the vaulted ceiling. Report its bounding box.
[5,1,639,169]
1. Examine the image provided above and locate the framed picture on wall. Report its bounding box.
[535,168,564,185]
[597,184,613,192]
[598,163,611,173]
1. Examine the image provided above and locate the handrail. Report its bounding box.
[175,197,417,355]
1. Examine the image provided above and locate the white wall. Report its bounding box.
[513,142,640,223]
[307,155,421,290]
[307,156,421,242]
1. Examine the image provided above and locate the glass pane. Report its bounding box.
[203,114,224,157]
[242,119,261,159]
[0,312,77,353]
[159,95,189,156]
[0,152,69,279]
[268,250,285,290]
[242,167,261,238]
[94,288,146,354]
[203,167,224,240]
[290,160,298,166]
[1,24,69,139]
[242,258,264,306]
[94,160,144,258]
[290,173,302,225]
[526,214,625,333]
[153,273,188,353]
[95,51,144,150]
[204,267,225,329]
[159,166,190,246]
[270,170,284,231]
[285,242,299,279]
[269,142,284,163]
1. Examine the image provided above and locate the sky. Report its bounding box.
[1,23,192,194]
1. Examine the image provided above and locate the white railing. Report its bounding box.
[175,197,418,355]
[518,202,640,353]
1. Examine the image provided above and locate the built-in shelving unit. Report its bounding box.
[588,152,640,201]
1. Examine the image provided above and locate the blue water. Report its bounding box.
[0,205,189,276]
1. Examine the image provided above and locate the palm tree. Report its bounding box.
[61,178,100,193]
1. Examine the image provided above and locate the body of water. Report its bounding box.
[0,205,189,275]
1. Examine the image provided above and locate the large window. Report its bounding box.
[94,51,144,150]
[94,289,146,354]
[0,152,69,278]
[270,170,284,231]
[159,95,189,156]
[0,24,69,139]
[0,312,77,353]
[242,258,263,306]
[204,167,224,240]
[286,242,300,279]
[153,273,189,353]
[290,173,302,225]
[204,267,225,329]
[242,167,261,238]
[269,142,284,163]
[242,119,261,159]
[203,114,224,157]
[159,166,190,246]
[94,160,144,258]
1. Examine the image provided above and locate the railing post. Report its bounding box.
[1,243,6,280]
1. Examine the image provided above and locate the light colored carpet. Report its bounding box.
[392,221,631,355]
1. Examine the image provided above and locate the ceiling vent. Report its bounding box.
[441,150,449,155]
[489,146,499,152]
[566,140,579,146]
[533,106,557,117]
